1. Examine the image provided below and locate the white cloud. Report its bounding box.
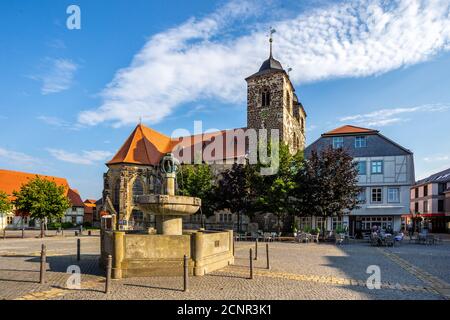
[0,147,40,168]
[423,155,450,162]
[37,116,70,127]
[78,0,450,127]
[47,149,113,165]
[339,103,450,127]
[37,115,83,131]
[31,58,78,95]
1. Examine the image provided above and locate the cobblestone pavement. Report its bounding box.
[1,237,448,300]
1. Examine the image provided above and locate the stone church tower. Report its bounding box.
[246,35,306,154]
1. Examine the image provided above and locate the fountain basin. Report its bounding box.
[136,194,201,216]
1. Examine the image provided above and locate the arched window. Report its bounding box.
[261,90,270,107]
[301,118,305,133]
[286,90,293,115]
[132,178,144,196]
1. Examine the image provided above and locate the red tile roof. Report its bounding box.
[67,188,84,207]
[108,124,248,166]
[322,125,378,136]
[0,169,81,206]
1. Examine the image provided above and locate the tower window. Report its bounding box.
[132,178,144,196]
[262,90,270,107]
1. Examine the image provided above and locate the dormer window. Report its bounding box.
[262,90,270,107]
[332,137,344,149]
[355,136,367,148]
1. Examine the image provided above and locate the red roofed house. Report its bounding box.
[0,169,85,230]
[83,199,98,226]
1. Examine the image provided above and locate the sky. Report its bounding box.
[0,0,449,200]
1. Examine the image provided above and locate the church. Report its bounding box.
[102,38,307,231]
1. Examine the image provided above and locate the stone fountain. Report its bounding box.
[100,153,234,279]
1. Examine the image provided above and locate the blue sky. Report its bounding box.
[0,0,449,199]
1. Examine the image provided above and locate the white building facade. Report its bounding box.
[305,125,415,237]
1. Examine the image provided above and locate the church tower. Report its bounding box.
[246,30,307,154]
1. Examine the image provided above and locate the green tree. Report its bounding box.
[215,163,255,233]
[0,191,13,228]
[177,164,216,219]
[13,176,71,238]
[295,146,360,237]
[253,142,304,233]
[0,191,12,214]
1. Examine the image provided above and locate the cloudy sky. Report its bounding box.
[1,0,450,199]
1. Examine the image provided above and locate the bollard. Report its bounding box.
[249,248,254,279]
[3,229,5,240]
[62,229,64,237]
[183,255,189,292]
[266,244,270,270]
[77,238,81,261]
[88,230,92,236]
[254,238,258,260]
[105,255,112,294]
[40,244,46,284]
[22,227,24,239]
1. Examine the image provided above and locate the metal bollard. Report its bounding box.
[105,255,112,294]
[183,255,189,292]
[40,244,46,284]
[3,229,5,240]
[254,238,258,260]
[77,238,81,261]
[249,248,254,279]
[22,227,24,239]
[266,244,270,270]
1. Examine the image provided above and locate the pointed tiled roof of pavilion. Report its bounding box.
[107,124,176,166]
[322,125,378,136]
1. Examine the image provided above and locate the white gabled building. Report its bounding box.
[0,169,85,230]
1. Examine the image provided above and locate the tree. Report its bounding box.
[252,142,304,233]
[0,191,13,229]
[295,146,360,236]
[13,176,71,238]
[215,163,255,233]
[177,164,216,219]
[0,191,12,214]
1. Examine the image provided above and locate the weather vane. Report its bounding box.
[268,26,276,57]
[287,66,293,75]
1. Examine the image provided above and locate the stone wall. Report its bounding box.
[100,229,234,278]
[246,71,306,154]
[103,164,159,225]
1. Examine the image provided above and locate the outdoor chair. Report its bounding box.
[434,236,443,245]
[370,234,379,246]
[335,233,344,246]
[383,235,394,247]
[296,233,309,243]
[425,235,435,245]
[263,232,273,242]
[310,233,319,243]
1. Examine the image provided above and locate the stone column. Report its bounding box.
[156,215,183,235]
[112,231,125,279]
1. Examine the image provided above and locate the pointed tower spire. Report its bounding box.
[269,27,276,58]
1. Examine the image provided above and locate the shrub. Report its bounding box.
[61,222,75,229]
